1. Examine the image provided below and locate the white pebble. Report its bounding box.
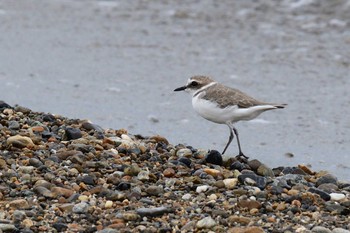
[182,193,192,200]
[196,185,209,193]
[223,178,238,189]
[105,200,113,208]
[329,193,346,201]
[196,216,217,229]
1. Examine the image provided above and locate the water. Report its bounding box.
[1,0,349,181]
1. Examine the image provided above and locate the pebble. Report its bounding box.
[205,150,223,166]
[182,193,192,200]
[196,185,210,193]
[223,178,238,189]
[65,127,83,140]
[136,207,172,217]
[312,226,332,233]
[316,174,338,186]
[176,148,192,157]
[196,216,216,229]
[72,202,89,214]
[145,185,164,196]
[329,193,346,201]
[1,105,350,232]
[7,135,34,148]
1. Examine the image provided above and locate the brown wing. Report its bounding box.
[202,83,265,108]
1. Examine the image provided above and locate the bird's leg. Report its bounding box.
[222,127,234,155]
[232,127,249,159]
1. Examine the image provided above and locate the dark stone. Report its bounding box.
[316,174,338,187]
[65,127,82,140]
[282,167,307,175]
[247,159,262,171]
[325,203,346,214]
[136,206,173,217]
[238,173,267,189]
[317,183,338,193]
[81,121,104,132]
[29,158,43,167]
[230,161,245,171]
[178,157,192,167]
[0,100,12,109]
[52,223,68,232]
[116,182,131,191]
[79,175,95,185]
[272,166,284,176]
[205,150,223,166]
[309,187,331,201]
[43,114,56,122]
[8,120,20,130]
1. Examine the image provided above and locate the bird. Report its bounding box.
[174,75,286,159]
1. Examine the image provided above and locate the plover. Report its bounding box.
[174,75,286,158]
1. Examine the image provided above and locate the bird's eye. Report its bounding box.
[191,81,199,87]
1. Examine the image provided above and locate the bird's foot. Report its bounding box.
[236,152,249,162]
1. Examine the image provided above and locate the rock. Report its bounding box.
[247,159,262,171]
[312,226,332,233]
[178,157,192,167]
[176,148,192,157]
[29,158,44,167]
[196,216,216,229]
[237,200,262,210]
[257,164,275,177]
[318,183,339,193]
[136,207,172,217]
[12,210,26,222]
[228,226,265,233]
[230,161,245,171]
[51,187,74,198]
[81,121,104,132]
[309,187,331,201]
[52,222,68,232]
[163,168,176,177]
[7,135,34,148]
[124,165,141,176]
[238,174,267,189]
[182,193,192,200]
[122,212,139,221]
[145,185,164,196]
[196,185,210,193]
[116,182,131,191]
[223,178,238,189]
[203,168,221,177]
[65,127,82,140]
[72,202,89,214]
[205,150,223,166]
[282,167,307,175]
[298,164,315,175]
[0,100,12,109]
[227,215,251,225]
[329,193,346,201]
[0,223,16,231]
[332,228,350,233]
[316,174,338,187]
[8,120,20,130]
[34,186,55,198]
[137,170,150,180]
[9,199,30,209]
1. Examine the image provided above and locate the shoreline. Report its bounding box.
[0,101,349,232]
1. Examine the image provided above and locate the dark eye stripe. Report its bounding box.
[191,81,199,87]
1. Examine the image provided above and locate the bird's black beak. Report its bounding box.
[174,86,187,91]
